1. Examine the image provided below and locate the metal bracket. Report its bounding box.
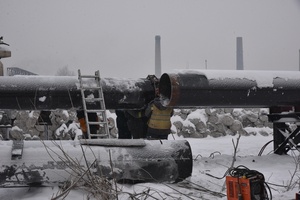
[274,126,300,154]
[269,112,300,154]
[11,140,24,160]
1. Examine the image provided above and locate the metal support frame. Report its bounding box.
[268,112,300,155]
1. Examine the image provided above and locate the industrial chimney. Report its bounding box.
[155,35,161,77]
[236,37,244,70]
[0,37,12,76]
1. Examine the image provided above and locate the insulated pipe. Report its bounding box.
[0,76,155,110]
[0,139,192,186]
[159,70,300,108]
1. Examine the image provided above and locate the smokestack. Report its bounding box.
[236,37,244,70]
[155,35,161,77]
[0,61,3,76]
[0,37,12,76]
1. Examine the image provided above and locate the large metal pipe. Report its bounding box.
[159,70,300,108]
[0,76,155,110]
[0,139,192,186]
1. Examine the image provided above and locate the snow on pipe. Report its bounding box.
[159,70,300,108]
[0,139,193,187]
[0,76,155,110]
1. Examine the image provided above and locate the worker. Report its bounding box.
[145,83,173,140]
[115,110,132,139]
[76,110,99,139]
[125,109,148,139]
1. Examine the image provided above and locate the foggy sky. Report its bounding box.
[1,0,300,78]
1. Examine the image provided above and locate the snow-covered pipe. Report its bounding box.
[0,76,154,110]
[0,139,192,186]
[160,70,300,108]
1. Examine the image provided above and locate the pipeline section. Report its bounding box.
[3,70,300,110]
[0,76,155,110]
[159,70,300,108]
[0,139,192,186]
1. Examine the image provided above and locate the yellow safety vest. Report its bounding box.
[148,104,172,129]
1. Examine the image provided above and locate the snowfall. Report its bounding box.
[0,113,299,200]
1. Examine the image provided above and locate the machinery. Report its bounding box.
[226,166,270,200]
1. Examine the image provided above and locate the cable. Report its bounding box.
[258,140,274,156]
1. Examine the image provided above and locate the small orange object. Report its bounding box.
[226,175,265,200]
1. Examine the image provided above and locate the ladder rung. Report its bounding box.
[89,133,109,137]
[82,86,102,90]
[84,98,104,102]
[87,121,108,125]
[80,75,99,79]
[86,109,106,113]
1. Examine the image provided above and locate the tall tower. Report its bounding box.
[155,35,161,77]
[236,37,244,70]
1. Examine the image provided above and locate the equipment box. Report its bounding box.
[226,175,265,200]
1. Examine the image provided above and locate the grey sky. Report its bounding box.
[1,0,300,78]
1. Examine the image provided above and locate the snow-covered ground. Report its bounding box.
[0,132,299,200]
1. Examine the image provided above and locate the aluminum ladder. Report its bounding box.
[78,69,110,139]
